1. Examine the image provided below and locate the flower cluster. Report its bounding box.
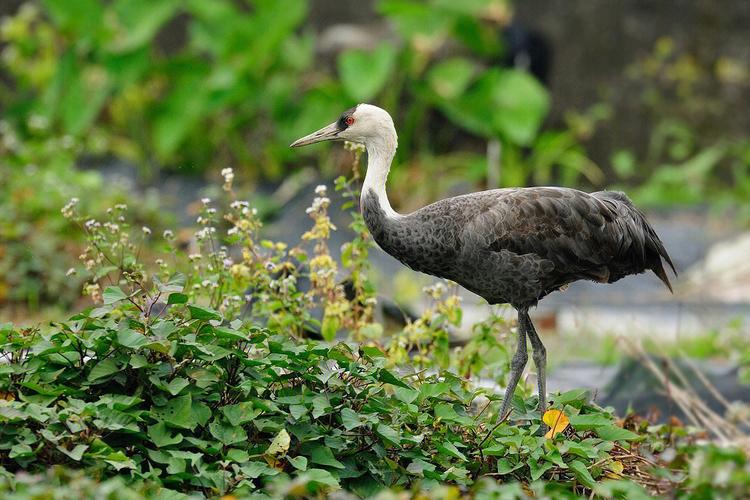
[221,167,235,192]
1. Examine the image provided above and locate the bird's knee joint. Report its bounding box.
[510,355,528,371]
[532,348,546,365]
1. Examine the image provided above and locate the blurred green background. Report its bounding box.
[2,0,750,317]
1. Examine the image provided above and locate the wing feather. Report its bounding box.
[464,187,675,290]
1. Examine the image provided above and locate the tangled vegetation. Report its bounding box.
[2,168,748,498]
[2,1,750,497]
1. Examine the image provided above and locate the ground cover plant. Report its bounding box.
[2,168,749,499]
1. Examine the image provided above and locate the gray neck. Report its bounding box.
[361,133,399,219]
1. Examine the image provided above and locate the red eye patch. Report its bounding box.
[345,116,355,126]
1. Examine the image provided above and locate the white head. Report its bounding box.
[290,104,398,153]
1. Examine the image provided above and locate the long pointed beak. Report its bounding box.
[290,122,341,148]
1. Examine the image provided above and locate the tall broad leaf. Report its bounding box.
[109,0,181,53]
[338,44,397,102]
[490,69,550,146]
[438,68,550,146]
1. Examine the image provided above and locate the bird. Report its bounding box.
[291,103,676,423]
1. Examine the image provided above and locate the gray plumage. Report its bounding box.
[291,103,677,426]
[362,186,675,309]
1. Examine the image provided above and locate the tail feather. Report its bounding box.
[594,190,677,293]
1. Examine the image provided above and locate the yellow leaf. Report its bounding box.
[0,391,15,401]
[543,409,570,439]
[605,460,624,478]
[266,428,290,457]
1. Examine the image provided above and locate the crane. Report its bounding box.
[291,103,676,423]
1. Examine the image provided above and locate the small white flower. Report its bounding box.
[61,198,80,218]
[315,184,327,196]
[142,226,152,236]
[65,267,76,277]
[221,167,234,181]
[28,114,49,131]
[201,197,211,205]
[163,229,174,240]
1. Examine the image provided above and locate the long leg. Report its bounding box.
[497,310,528,421]
[523,311,547,419]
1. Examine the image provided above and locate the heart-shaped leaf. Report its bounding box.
[543,409,570,439]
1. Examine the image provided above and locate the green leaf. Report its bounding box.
[529,459,554,481]
[437,441,467,461]
[56,444,88,461]
[375,424,401,446]
[167,293,188,305]
[42,0,103,39]
[312,395,331,419]
[156,273,186,293]
[209,420,247,445]
[428,58,475,99]
[338,43,397,101]
[240,460,279,479]
[594,425,640,442]
[439,68,549,145]
[213,326,246,341]
[222,402,260,426]
[420,382,450,399]
[496,457,522,474]
[154,395,194,429]
[569,460,596,489]
[164,378,190,396]
[311,446,345,469]
[116,329,147,349]
[568,413,613,430]
[148,421,183,447]
[554,389,590,406]
[109,0,180,52]
[103,286,128,304]
[302,468,340,489]
[153,74,210,158]
[321,315,339,342]
[88,359,119,381]
[434,403,473,425]
[226,448,250,463]
[289,404,308,421]
[340,408,361,431]
[394,387,419,404]
[9,443,34,459]
[288,455,308,471]
[376,368,410,389]
[491,69,549,145]
[188,305,222,321]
